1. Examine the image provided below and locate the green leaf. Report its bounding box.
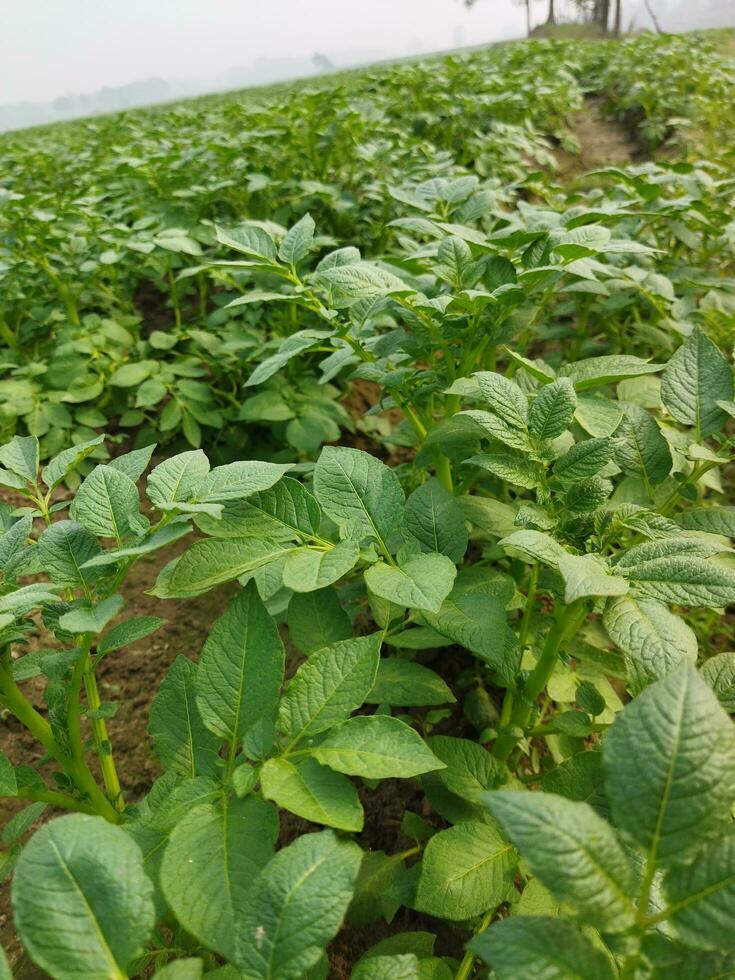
[415,821,515,920]
[427,736,505,804]
[37,520,101,588]
[160,796,278,960]
[557,554,628,603]
[351,954,420,979]
[603,666,735,866]
[0,435,39,482]
[623,555,735,607]
[82,523,191,569]
[365,554,457,614]
[109,361,156,387]
[423,590,507,667]
[151,537,293,597]
[664,833,735,952]
[0,752,17,797]
[195,583,284,745]
[147,450,210,506]
[69,464,140,542]
[152,959,204,980]
[42,435,105,491]
[314,446,404,548]
[195,478,321,540]
[149,656,220,777]
[676,507,735,538]
[279,213,315,265]
[403,478,468,562]
[194,460,292,503]
[59,594,123,634]
[661,328,732,438]
[245,330,330,387]
[367,659,455,706]
[216,223,277,261]
[287,587,352,655]
[97,616,166,654]
[528,378,577,441]
[462,413,531,453]
[261,757,364,831]
[553,437,614,482]
[485,791,635,931]
[278,634,381,740]
[603,594,697,693]
[12,813,154,980]
[559,354,664,391]
[107,444,156,481]
[499,530,567,569]
[233,830,362,978]
[474,371,529,428]
[282,538,361,592]
[314,262,412,306]
[470,916,616,980]
[701,652,735,712]
[310,715,445,778]
[614,403,672,487]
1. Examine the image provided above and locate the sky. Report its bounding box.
[1,0,732,106]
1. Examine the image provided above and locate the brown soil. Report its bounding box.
[554,96,638,179]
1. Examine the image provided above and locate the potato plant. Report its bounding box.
[0,26,734,980]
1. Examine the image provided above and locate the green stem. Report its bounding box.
[492,600,587,762]
[17,786,99,815]
[83,661,125,812]
[454,908,495,980]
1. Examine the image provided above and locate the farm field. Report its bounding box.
[1,27,735,979]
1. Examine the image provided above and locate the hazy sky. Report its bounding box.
[3,0,560,103]
[2,0,730,104]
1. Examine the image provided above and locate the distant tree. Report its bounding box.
[312,52,334,73]
[613,0,622,35]
[464,0,542,37]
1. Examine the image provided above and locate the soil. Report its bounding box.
[554,96,638,179]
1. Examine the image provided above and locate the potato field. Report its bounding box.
[0,29,735,980]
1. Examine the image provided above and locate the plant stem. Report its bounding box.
[454,908,495,980]
[83,661,125,812]
[492,599,587,762]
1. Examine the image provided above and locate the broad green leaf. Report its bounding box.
[216,223,277,261]
[310,715,444,778]
[365,554,457,614]
[603,666,735,866]
[160,796,278,960]
[603,594,697,693]
[470,916,616,980]
[59,594,123,634]
[278,212,315,265]
[315,262,412,306]
[474,371,529,428]
[261,757,364,832]
[149,656,220,777]
[351,954,419,980]
[194,485,318,542]
[287,587,352,655]
[422,591,507,667]
[245,330,331,387]
[701,652,735,712]
[557,554,628,603]
[461,413,532,453]
[278,634,381,740]
[69,465,140,542]
[0,435,38,482]
[82,523,191,569]
[661,328,732,439]
[42,435,105,490]
[314,446,404,547]
[0,514,32,577]
[553,437,614,482]
[366,659,455,706]
[415,821,515,920]
[428,735,505,803]
[0,752,17,797]
[147,450,210,506]
[282,538,360,592]
[151,538,293,597]
[152,960,204,980]
[37,520,101,588]
[403,478,468,562]
[614,404,672,487]
[196,583,284,745]
[194,460,292,503]
[559,355,664,391]
[676,506,735,538]
[499,530,567,569]
[528,378,577,441]
[485,791,635,931]
[233,830,362,978]
[623,555,735,607]
[467,448,540,488]
[664,833,735,951]
[12,813,154,980]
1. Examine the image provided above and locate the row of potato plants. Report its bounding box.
[1,272,735,976]
[1,34,733,461]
